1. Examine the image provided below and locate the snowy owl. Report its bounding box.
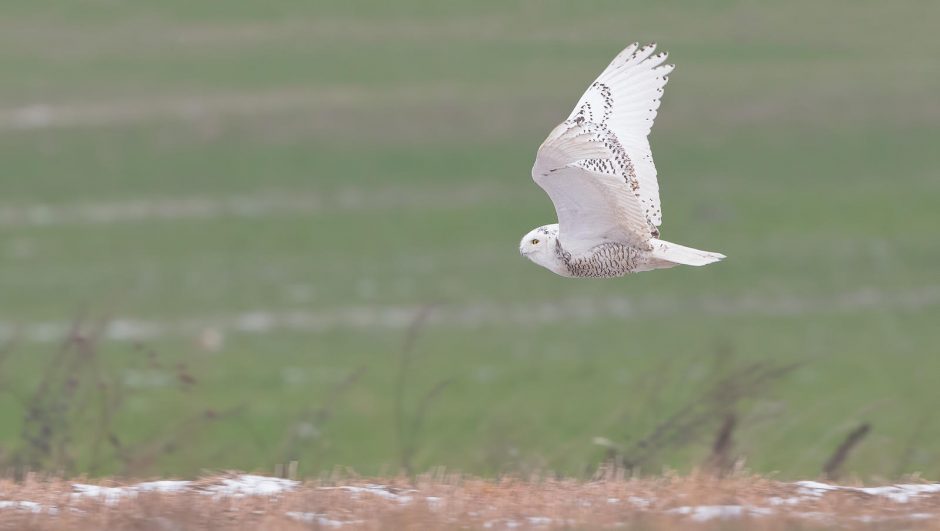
[519,42,725,278]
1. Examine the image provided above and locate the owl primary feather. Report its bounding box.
[519,42,725,278]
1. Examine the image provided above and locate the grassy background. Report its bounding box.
[0,0,938,478]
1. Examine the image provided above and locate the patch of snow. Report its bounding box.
[134,480,192,493]
[483,520,520,529]
[71,475,295,503]
[71,484,134,505]
[0,500,51,514]
[854,485,940,503]
[286,512,364,527]
[767,495,807,506]
[72,480,191,501]
[627,496,651,508]
[791,511,835,522]
[526,516,553,525]
[705,508,940,524]
[320,484,414,504]
[811,511,939,524]
[425,496,443,509]
[203,475,298,497]
[795,481,940,503]
[667,505,774,522]
[854,512,938,523]
[483,516,568,528]
[794,480,839,495]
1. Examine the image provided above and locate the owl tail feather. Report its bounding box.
[650,239,725,267]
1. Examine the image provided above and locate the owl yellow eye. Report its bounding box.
[531,239,540,245]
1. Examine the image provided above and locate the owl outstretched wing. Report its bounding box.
[532,122,651,255]
[532,43,673,255]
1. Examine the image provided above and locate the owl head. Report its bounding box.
[519,224,562,272]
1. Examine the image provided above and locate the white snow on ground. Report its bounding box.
[626,495,652,508]
[667,505,774,521]
[659,481,940,523]
[72,480,191,503]
[70,474,296,504]
[201,474,299,497]
[525,516,555,525]
[482,517,574,528]
[767,495,805,506]
[286,511,365,527]
[4,477,940,526]
[0,500,51,514]
[1,475,299,518]
[794,480,940,503]
[425,496,444,509]
[855,512,936,523]
[319,484,415,504]
[72,484,137,504]
[127,480,192,493]
[3,286,940,344]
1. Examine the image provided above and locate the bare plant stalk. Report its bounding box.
[823,423,871,481]
[705,413,736,476]
[7,317,227,478]
[617,361,800,474]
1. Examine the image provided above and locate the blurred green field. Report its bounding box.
[0,1,939,479]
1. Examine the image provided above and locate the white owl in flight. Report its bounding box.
[519,42,725,278]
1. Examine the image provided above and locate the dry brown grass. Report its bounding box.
[1,472,939,530]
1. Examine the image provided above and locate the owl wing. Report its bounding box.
[562,42,673,229]
[531,43,674,256]
[532,122,652,256]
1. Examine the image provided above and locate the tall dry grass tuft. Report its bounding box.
[2,318,235,478]
[596,358,800,478]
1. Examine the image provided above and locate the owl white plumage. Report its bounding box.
[519,42,725,278]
